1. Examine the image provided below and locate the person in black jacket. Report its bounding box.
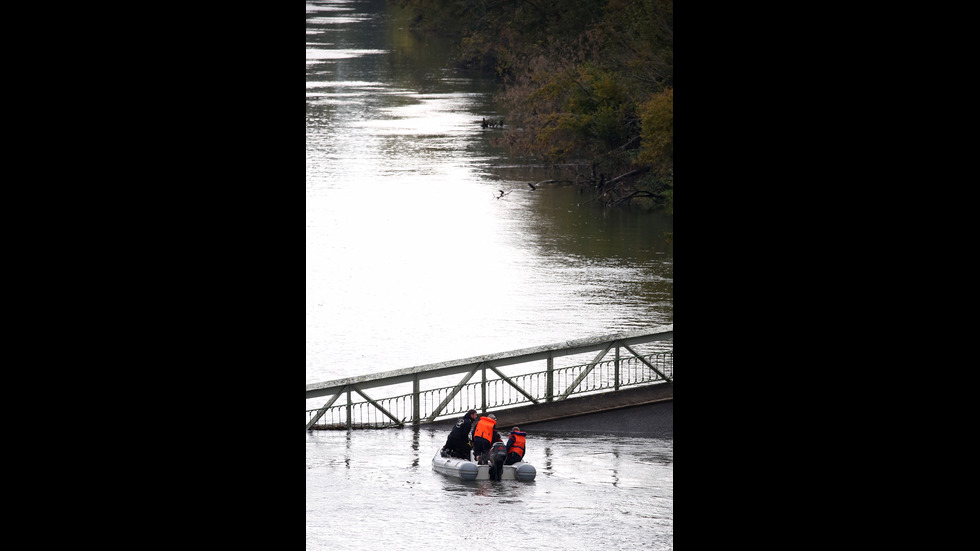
[441,409,478,459]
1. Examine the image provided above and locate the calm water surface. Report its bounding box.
[306,428,673,550]
[307,3,672,547]
[306,0,673,394]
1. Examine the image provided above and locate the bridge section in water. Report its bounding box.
[306,326,673,431]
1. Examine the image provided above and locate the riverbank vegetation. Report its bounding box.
[393,0,673,212]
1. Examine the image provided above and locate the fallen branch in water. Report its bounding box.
[604,167,649,186]
[526,179,571,190]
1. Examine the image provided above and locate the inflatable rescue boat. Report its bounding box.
[431,445,536,482]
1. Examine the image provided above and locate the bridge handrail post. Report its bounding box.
[480,364,487,413]
[346,385,352,429]
[412,374,420,425]
[615,345,620,391]
[546,352,554,403]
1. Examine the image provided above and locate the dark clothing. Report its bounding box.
[443,440,470,460]
[488,442,508,480]
[474,429,502,464]
[443,413,475,460]
[473,437,491,463]
[504,451,523,465]
[447,413,474,442]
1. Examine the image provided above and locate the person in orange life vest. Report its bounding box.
[504,427,527,465]
[442,409,477,459]
[471,413,498,464]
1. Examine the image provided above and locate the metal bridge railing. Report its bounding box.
[306,351,673,430]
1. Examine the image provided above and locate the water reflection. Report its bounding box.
[471,479,537,501]
[306,0,672,385]
[410,428,419,467]
[345,429,351,469]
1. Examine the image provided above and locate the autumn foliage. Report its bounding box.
[395,0,673,210]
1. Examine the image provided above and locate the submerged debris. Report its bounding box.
[480,117,504,129]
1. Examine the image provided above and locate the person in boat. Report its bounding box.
[442,409,477,459]
[504,427,527,466]
[471,413,498,464]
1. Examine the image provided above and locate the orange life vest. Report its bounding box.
[473,416,496,441]
[507,431,526,458]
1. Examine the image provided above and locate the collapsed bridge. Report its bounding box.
[306,326,673,431]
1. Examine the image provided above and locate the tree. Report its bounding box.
[394,0,674,210]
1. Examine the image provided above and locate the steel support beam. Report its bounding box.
[622,343,672,382]
[559,341,615,400]
[425,367,479,422]
[350,384,403,425]
[486,362,539,405]
[306,390,344,431]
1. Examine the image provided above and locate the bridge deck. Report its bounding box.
[428,382,673,436]
[306,327,673,431]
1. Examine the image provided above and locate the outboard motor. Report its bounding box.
[489,442,508,480]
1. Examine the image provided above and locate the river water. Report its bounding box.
[306,428,673,550]
[307,1,672,548]
[306,0,673,391]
